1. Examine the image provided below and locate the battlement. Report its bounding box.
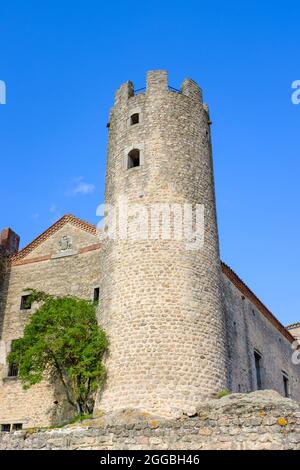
[114,70,203,105]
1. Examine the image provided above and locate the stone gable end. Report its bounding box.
[16,223,99,262]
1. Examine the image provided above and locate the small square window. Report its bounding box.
[1,424,11,433]
[20,294,32,310]
[130,113,139,125]
[12,423,23,431]
[93,287,100,304]
[7,363,18,378]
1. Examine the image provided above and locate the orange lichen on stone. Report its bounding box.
[149,420,159,429]
[278,417,287,427]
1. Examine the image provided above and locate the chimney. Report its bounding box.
[0,228,20,255]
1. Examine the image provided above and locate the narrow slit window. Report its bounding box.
[254,351,262,390]
[130,113,139,125]
[7,340,19,378]
[93,287,100,304]
[283,373,290,398]
[20,294,32,310]
[127,149,140,169]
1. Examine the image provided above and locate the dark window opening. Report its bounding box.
[20,294,32,310]
[254,351,262,390]
[7,363,18,378]
[1,424,11,433]
[12,423,23,431]
[7,340,19,377]
[283,374,290,398]
[127,149,140,169]
[93,287,100,304]
[130,113,139,125]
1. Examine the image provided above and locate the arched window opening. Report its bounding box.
[130,113,139,125]
[127,149,140,169]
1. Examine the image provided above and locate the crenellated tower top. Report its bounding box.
[113,70,207,111]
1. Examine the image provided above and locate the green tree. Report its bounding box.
[8,290,108,416]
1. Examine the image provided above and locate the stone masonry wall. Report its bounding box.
[0,247,7,316]
[0,247,9,379]
[1,391,299,450]
[0,248,6,289]
[223,274,300,401]
[97,70,228,417]
[0,223,101,429]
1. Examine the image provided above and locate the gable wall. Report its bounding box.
[20,223,98,260]
[222,273,300,401]
[0,226,101,429]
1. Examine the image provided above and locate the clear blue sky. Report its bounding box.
[0,1,299,325]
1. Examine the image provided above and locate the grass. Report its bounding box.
[215,390,231,399]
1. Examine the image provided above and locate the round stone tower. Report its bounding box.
[95,70,228,417]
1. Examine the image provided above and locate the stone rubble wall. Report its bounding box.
[98,70,228,416]
[1,391,299,450]
[0,247,6,286]
[0,246,8,305]
[0,224,101,428]
[0,247,8,361]
[223,274,300,401]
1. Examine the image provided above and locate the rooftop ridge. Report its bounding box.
[286,322,300,329]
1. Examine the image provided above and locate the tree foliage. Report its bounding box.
[8,290,108,415]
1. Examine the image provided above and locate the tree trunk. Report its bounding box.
[75,401,82,416]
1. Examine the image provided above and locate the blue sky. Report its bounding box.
[0,1,299,325]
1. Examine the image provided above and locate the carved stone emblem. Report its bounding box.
[58,235,73,252]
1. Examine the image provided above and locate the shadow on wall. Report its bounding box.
[0,228,20,340]
[0,251,11,341]
[0,229,20,372]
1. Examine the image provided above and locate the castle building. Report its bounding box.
[0,71,299,430]
[287,323,300,342]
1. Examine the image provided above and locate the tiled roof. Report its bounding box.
[10,214,98,261]
[286,322,300,330]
